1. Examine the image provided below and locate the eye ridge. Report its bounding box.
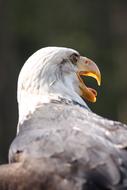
[70,53,80,64]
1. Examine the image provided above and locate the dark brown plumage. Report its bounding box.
[0,47,127,190]
[9,102,127,190]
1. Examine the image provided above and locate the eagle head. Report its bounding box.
[17,47,101,125]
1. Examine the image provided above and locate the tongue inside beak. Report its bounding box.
[76,56,101,103]
[77,70,101,103]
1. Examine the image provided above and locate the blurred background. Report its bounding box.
[0,0,127,162]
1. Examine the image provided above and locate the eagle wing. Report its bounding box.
[9,103,127,189]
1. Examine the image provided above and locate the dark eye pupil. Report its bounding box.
[70,53,79,64]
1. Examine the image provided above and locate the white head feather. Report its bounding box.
[17,47,88,130]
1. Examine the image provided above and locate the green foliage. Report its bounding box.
[0,0,127,162]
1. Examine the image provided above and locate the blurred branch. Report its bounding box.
[0,158,73,190]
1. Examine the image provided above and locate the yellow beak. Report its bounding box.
[77,56,101,103]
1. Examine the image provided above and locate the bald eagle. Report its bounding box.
[9,47,127,190]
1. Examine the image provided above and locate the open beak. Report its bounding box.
[77,56,101,103]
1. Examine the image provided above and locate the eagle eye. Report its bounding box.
[70,53,80,65]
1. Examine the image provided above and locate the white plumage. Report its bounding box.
[17,47,89,128]
[9,47,127,190]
